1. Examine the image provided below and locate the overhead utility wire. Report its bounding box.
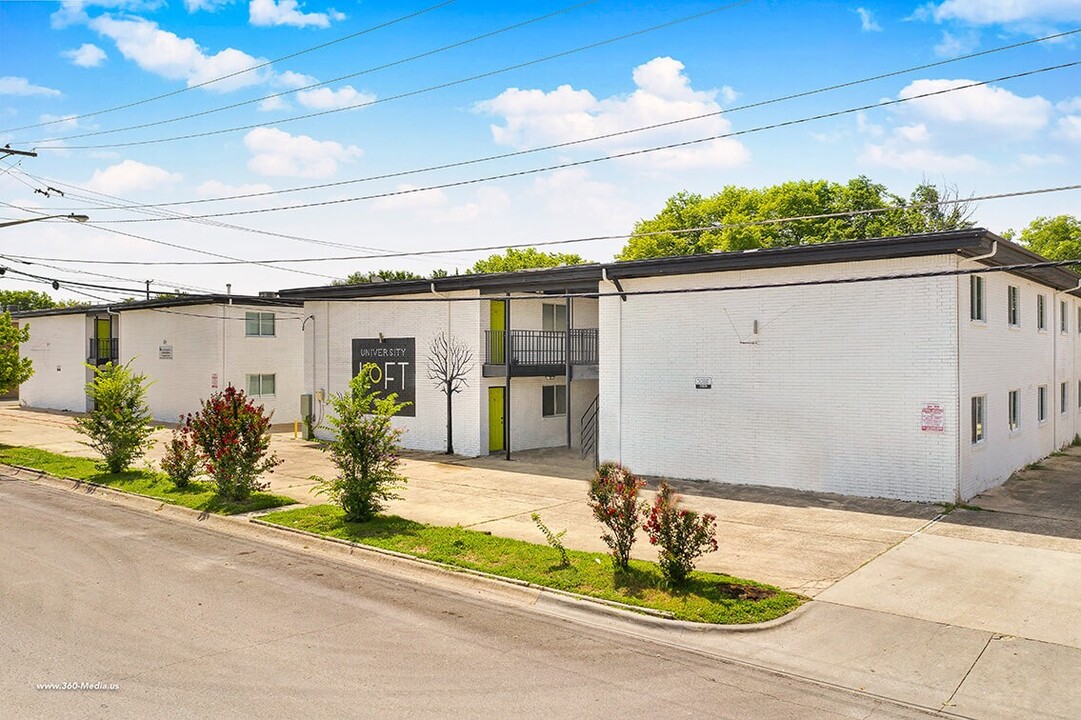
[26,1,752,150]
[85,61,1081,225]
[0,254,217,295]
[18,1,597,145]
[0,265,175,296]
[40,29,1078,215]
[0,1,457,135]
[13,182,1079,267]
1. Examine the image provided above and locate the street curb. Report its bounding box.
[3,463,809,633]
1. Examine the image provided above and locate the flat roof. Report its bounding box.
[277,229,1081,299]
[11,294,302,319]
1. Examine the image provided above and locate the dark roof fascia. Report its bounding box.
[278,264,605,300]
[957,237,1081,295]
[11,294,301,319]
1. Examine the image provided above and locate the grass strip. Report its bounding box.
[261,504,805,624]
[0,445,294,515]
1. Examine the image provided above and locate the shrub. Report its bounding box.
[531,512,569,567]
[189,386,282,501]
[315,363,410,522]
[587,462,645,569]
[74,360,155,473]
[160,415,201,489]
[643,481,719,587]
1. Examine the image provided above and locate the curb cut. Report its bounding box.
[2,462,809,634]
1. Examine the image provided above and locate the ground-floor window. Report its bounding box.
[246,373,276,397]
[1008,390,1020,432]
[542,385,567,417]
[1062,382,1069,414]
[1038,385,1048,423]
[971,396,985,444]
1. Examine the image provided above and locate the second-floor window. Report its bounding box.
[1037,295,1047,331]
[245,311,275,337]
[1062,301,1069,334]
[1008,286,1020,327]
[542,303,567,332]
[970,276,985,321]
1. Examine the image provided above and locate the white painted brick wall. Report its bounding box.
[599,255,961,502]
[18,313,91,413]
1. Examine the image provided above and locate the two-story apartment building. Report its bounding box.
[16,295,304,426]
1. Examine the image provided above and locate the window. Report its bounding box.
[1062,382,1069,414]
[542,303,567,332]
[1007,286,1020,327]
[1077,380,1080,410]
[969,276,985,321]
[542,385,567,417]
[1037,295,1047,331]
[971,396,986,444]
[1008,390,1020,432]
[1062,301,1069,334]
[1038,385,1048,423]
[246,374,276,397]
[245,311,276,337]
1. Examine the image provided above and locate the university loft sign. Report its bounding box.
[352,337,416,416]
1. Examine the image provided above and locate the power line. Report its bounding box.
[9,182,1079,267]
[17,1,597,145]
[79,61,1081,225]
[23,1,752,150]
[33,26,1081,213]
[0,1,457,135]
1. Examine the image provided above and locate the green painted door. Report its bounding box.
[95,318,111,361]
[488,387,504,452]
[490,301,505,364]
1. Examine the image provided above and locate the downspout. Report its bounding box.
[504,294,512,461]
[1052,279,1081,450]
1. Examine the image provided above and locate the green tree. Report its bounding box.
[618,177,974,260]
[0,313,33,394]
[333,269,442,285]
[1018,215,1081,265]
[315,363,410,522]
[0,290,56,312]
[469,247,585,274]
[74,361,156,473]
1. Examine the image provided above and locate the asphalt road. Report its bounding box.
[0,479,939,719]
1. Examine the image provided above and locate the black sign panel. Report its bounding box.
[351,337,416,416]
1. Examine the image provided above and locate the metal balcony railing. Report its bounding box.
[484,328,598,366]
[88,337,118,364]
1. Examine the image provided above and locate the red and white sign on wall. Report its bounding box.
[920,403,944,432]
[211,373,219,389]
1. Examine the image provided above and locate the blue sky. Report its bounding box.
[0,0,1079,299]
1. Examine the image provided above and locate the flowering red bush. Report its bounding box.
[161,415,201,489]
[188,386,282,501]
[643,482,719,587]
[586,462,645,569]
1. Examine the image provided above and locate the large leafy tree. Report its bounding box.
[1018,215,1081,264]
[0,313,33,394]
[469,247,585,273]
[618,177,975,260]
[333,269,427,286]
[0,290,56,312]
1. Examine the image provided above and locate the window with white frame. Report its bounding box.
[1008,390,1020,432]
[246,374,276,397]
[542,385,567,417]
[1037,295,1047,331]
[1061,300,1069,334]
[1062,382,1069,414]
[1038,385,1048,423]
[970,276,985,321]
[542,303,567,332]
[971,396,986,444]
[1008,286,1020,327]
[245,311,276,337]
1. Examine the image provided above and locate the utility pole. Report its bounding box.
[0,145,37,159]
[145,280,152,300]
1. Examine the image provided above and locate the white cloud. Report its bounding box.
[38,114,81,131]
[475,57,749,170]
[1057,115,1081,141]
[89,15,269,92]
[1018,152,1065,166]
[185,0,234,11]
[243,127,362,178]
[856,7,882,31]
[249,0,338,28]
[85,159,182,195]
[859,143,986,172]
[50,0,161,29]
[0,76,61,97]
[893,123,930,143]
[62,43,107,68]
[532,168,635,219]
[1056,96,1081,113]
[922,0,1081,25]
[195,179,275,197]
[934,30,979,57]
[371,184,448,212]
[296,85,375,110]
[897,78,1051,132]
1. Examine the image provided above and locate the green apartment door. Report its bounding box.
[488,387,504,452]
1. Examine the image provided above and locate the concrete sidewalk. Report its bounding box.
[4,402,1081,717]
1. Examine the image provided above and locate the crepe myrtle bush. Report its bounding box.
[160,415,202,489]
[315,363,410,522]
[587,462,646,569]
[74,360,155,473]
[189,386,282,501]
[643,481,719,587]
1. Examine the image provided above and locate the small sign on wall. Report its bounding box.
[159,345,173,360]
[211,373,219,389]
[920,403,944,432]
[695,376,713,390]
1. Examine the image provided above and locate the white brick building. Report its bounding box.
[15,296,305,427]
[281,229,1081,503]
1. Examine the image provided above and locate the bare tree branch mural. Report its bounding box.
[427,332,475,454]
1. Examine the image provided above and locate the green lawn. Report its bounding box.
[0,445,295,515]
[261,505,806,624]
